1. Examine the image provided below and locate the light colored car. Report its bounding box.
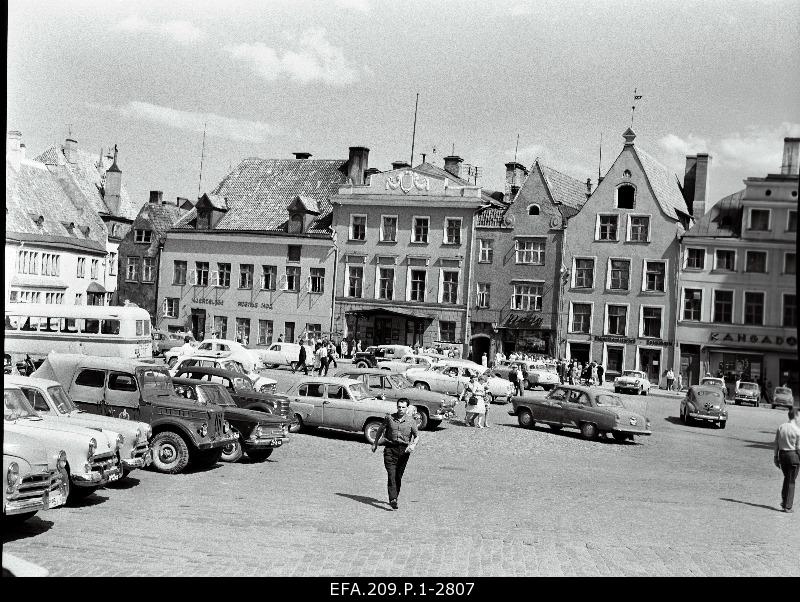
[614,370,651,395]
[151,329,195,356]
[772,387,796,410]
[4,384,122,501]
[4,431,68,522]
[405,359,515,403]
[700,377,726,394]
[379,354,439,371]
[169,353,277,394]
[260,342,301,369]
[734,382,761,406]
[493,360,560,390]
[680,385,728,428]
[286,377,397,444]
[165,338,262,372]
[7,374,152,476]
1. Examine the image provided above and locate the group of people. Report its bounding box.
[561,360,605,387]
[292,337,341,376]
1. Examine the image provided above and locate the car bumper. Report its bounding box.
[436,410,456,420]
[615,383,643,391]
[689,412,727,422]
[122,447,153,470]
[612,427,652,436]
[4,497,47,515]
[244,436,289,448]
[735,397,759,404]
[197,431,239,450]
[773,400,794,408]
[72,464,122,487]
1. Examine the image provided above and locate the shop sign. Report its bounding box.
[237,301,274,310]
[503,314,543,329]
[709,332,797,347]
[641,338,673,347]
[191,296,223,306]
[593,335,635,344]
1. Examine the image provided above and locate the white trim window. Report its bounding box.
[142,257,156,283]
[608,259,630,291]
[285,266,301,292]
[640,306,663,338]
[440,270,459,304]
[783,293,797,328]
[309,268,325,294]
[349,214,367,241]
[478,239,493,263]
[126,257,140,282]
[785,252,796,275]
[377,267,394,300]
[476,283,490,308]
[17,250,39,275]
[685,247,705,270]
[258,320,274,346]
[409,269,427,302]
[573,257,595,288]
[380,215,398,242]
[683,288,703,321]
[745,250,767,273]
[77,257,86,278]
[444,217,462,245]
[643,260,666,292]
[195,262,209,286]
[569,302,592,334]
[163,298,179,318]
[261,265,277,290]
[412,216,429,243]
[596,214,619,241]
[743,291,765,325]
[347,265,363,298]
[605,304,628,335]
[41,253,60,277]
[748,208,771,231]
[239,264,254,289]
[515,238,545,265]
[511,282,543,311]
[714,249,736,271]
[712,289,734,324]
[217,262,231,288]
[627,215,650,242]
[787,209,797,233]
[90,259,99,280]
[134,229,153,244]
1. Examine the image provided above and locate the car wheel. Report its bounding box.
[718,421,726,430]
[4,511,39,524]
[612,432,629,443]
[289,413,304,433]
[220,435,244,462]
[413,406,429,430]
[151,431,190,474]
[639,386,644,395]
[549,424,562,431]
[355,361,369,369]
[517,409,534,429]
[414,381,430,391]
[614,387,620,393]
[193,448,223,469]
[58,466,71,502]
[363,419,383,444]
[245,448,273,462]
[167,356,178,369]
[484,392,494,405]
[580,422,598,440]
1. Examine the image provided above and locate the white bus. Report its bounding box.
[4,304,153,364]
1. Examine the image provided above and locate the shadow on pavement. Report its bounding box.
[68,493,108,508]
[1,515,54,543]
[104,476,141,490]
[335,493,393,511]
[720,497,783,512]
[664,416,721,429]
[183,462,224,475]
[742,440,774,450]
[297,428,366,444]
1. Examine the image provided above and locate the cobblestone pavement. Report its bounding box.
[3,368,797,576]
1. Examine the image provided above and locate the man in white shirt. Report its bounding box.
[179,337,194,357]
[774,407,800,512]
[316,342,328,376]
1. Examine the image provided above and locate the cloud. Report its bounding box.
[115,16,204,44]
[335,0,371,11]
[509,2,534,16]
[226,28,359,85]
[92,101,281,143]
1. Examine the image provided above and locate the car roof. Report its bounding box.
[5,374,61,389]
[335,368,396,376]
[32,352,159,384]
[174,366,244,378]
[552,384,609,395]
[172,376,225,387]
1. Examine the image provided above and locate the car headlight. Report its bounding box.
[117,433,125,447]
[88,437,97,457]
[198,423,208,437]
[7,462,21,492]
[223,420,230,434]
[146,426,153,440]
[254,425,263,438]
[57,450,68,472]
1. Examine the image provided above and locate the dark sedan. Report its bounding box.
[679,384,728,429]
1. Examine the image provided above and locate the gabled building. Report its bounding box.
[472,160,589,362]
[558,128,693,385]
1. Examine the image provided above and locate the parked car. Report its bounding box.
[734,381,761,406]
[260,342,302,369]
[614,370,651,395]
[492,360,560,390]
[334,368,456,430]
[508,385,652,441]
[166,338,262,372]
[680,385,728,428]
[151,328,194,357]
[7,374,153,476]
[5,383,122,500]
[169,353,277,393]
[352,345,415,368]
[4,431,68,522]
[771,387,795,410]
[405,359,515,403]
[286,377,396,443]
[172,365,290,417]
[700,377,726,394]
[31,352,236,474]
[173,378,289,462]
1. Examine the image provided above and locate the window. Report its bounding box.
[745,251,767,273]
[642,307,662,338]
[609,259,630,290]
[17,250,39,275]
[478,239,493,263]
[788,210,797,233]
[215,263,230,288]
[77,257,86,278]
[134,229,153,244]
[617,185,635,209]
[413,217,429,243]
[350,214,366,241]
[683,289,702,321]
[598,215,619,240]
[306,323,322,339]
[195,262,209,286]
[715,250,736,271]
[287,245,302,262]
[239,264,254,289]
[748,209,770,231]
[441,271,459,304]
[75,369,105,388]
[75,293,83,305]
[87,292,104,306]
[108,373,137,392]
[410,270,426,302]
[261,265,277,290]
[288,214,303,234]
[439,321,456,343]
[173,261,187,285]
[785,253,796,275]
[512,283,543,311]
[644,261,666,292]
[515,239,545,264]
[574,258,594,288]
[445,218,462,245]
[713,290,733,324]
[570,303,592,333]
[378,268,394,300]
[381,216,397,242]
[476,283,490,308]
[90,259,99,280]
[347,266,363,297]
[628,216,649,242]
[213,316,227,339]
[44,292,64,304]
[686,248,705,270]
[101,319,120,335]
[235,318,251,346]
[310,268,325,293]
[142,257,155,283]
[784,294,797,328]
[284,322,295,342]
[108,252,116,276]
[285,266,301,292]
[126,257,139,282]
[743,292,765,325]
[528,204,540,216]
[42,254,60,276]
[607,305,627,335]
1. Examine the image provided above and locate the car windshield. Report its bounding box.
[622,371,642,378]
[198,385,236,407]
[4,388,40,420]
[775,387,792,395]
[696,389,723,401]
[595,394,623,407]
[349,382,371,401]
[739,383,758,390]
[388,374,409,389]
[221,360,244,374]
[47,385,78,413]
[140,368,176,396]
[701,378,722,385]
[233,376,254,391]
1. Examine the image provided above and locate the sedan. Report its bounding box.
[680,385,728,428]
[771,387,796,410]
[405,360,514,403]
[614,370,651,395]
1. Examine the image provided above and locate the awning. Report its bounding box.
[86,281,107,293]
[9,275,68,290]
[346,306,434,320]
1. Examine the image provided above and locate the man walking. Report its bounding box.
[666,368,675,391]
[774,407,800,513]
[293,340,308,375]
[372,399,419,510]
[326,340,337,373]
[597,363,605,387]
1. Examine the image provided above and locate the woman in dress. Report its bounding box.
[462,374,487,428]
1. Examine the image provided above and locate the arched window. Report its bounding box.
[288,214,303,234]
[623,169,632,179]
[528,204,540,216]
[617,184,635,209]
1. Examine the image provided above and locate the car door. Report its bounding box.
[322,384,355,430]
[561,391,593,429]
[296,382,325,425]
[104,371,141,420]
[534,387,568,424]
[21,387,54,416]
[70,368,108,415]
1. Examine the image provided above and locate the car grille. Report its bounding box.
[90,451,119,476]
[11,467,51,503]
[275,397,290,418]
[213,412,224,436]
[131,441,149,460]
[261,383,277,394]
[262,425,285,439]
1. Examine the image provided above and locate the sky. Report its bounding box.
[7,0,800,211]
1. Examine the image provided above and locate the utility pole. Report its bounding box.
[410,93,419,167]
[197,122,207,198]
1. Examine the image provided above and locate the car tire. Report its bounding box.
[517,409,534,429]
[151,431,190,474]
[220,435,244,463]
[414,381,430,391]
[355,361,369,369]
[289,413,304,433]
[427,419,442,430]
[413,406,429,430]
[245,448,273,462]
[4,511,39,524]
[363,419,383,444]
[580,422,598,440]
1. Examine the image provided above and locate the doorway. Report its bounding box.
[190,308,206,341]
[568,342,590,364]
[374,318,392,345]
[470,335,491,365]
[779,358,799,398]
[680,344,700,387]
[638,348,662,384]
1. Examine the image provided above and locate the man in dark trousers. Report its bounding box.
[597,363,605,387]
[372,399,419,510]
[293,340,308,375]
[774,407,800,513]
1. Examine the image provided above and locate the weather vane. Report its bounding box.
[631,88,643,127]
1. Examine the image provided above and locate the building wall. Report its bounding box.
[116,230,158,318]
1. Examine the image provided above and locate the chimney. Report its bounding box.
[504,161,527,198]
[364,167,381,182]
[585,178,592,197]
[293,152,312,160]
[104,145,122,215]
[149,190,163,204]
[64,137,78,163]
[7,130,22,170]
[19,143,26,161]
[444,155,463,178]
[347,146,369,185]
[781,137,800,175]
[693,154,711,217]
[391,161,410,170]
[682,156,697,215]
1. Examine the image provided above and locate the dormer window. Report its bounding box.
[197,211,211,230]
[288,214,304,234]
[617,184,636,209]
[528,204,540,216]
[134,229,153,244]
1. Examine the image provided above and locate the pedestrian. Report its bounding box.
[773,407,800,512]
[340,338,348,360]
[356,340,362,353]
[508,362,518,393]
[597,363,605,386]
[765,380,774,405]
[514,364,525,397]
[478,375,491,428]
[666,368,675,391]
[676,372,683,392]
[179,336,194,357]
[315,342,328,375]
[481,352,488,368]
[591,362,598,386]
[327,340,338,372]
[372,399,419,510]
[293,340,309,375]
[461,374,487,428]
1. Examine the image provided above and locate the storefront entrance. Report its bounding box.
[190,308,206,341]
[470,334,491,365]
[568,342,590,364]
[638,348,661,384]
[374,318,393,345]
[680,344,701,387]
[605,345,624,381]
[779,358,799,397]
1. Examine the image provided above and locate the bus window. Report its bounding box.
[60,318,79,334]
[20,317,39,332]
[101,319,120,335]
[42,317,59,333]
[5,315,21,330]
[84,319,100,334]
[143,322,150,336]
[136,320,144,336]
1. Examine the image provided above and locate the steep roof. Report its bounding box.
[683,189,744,238]
[633,147,691,220]
[6,158,106,252]
[538,162,589,212]
[130,202,187,257]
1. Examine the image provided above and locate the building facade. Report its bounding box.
[676,137,799,395]
[558,128,693,385]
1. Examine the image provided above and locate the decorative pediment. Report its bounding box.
[385,170,431,194]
